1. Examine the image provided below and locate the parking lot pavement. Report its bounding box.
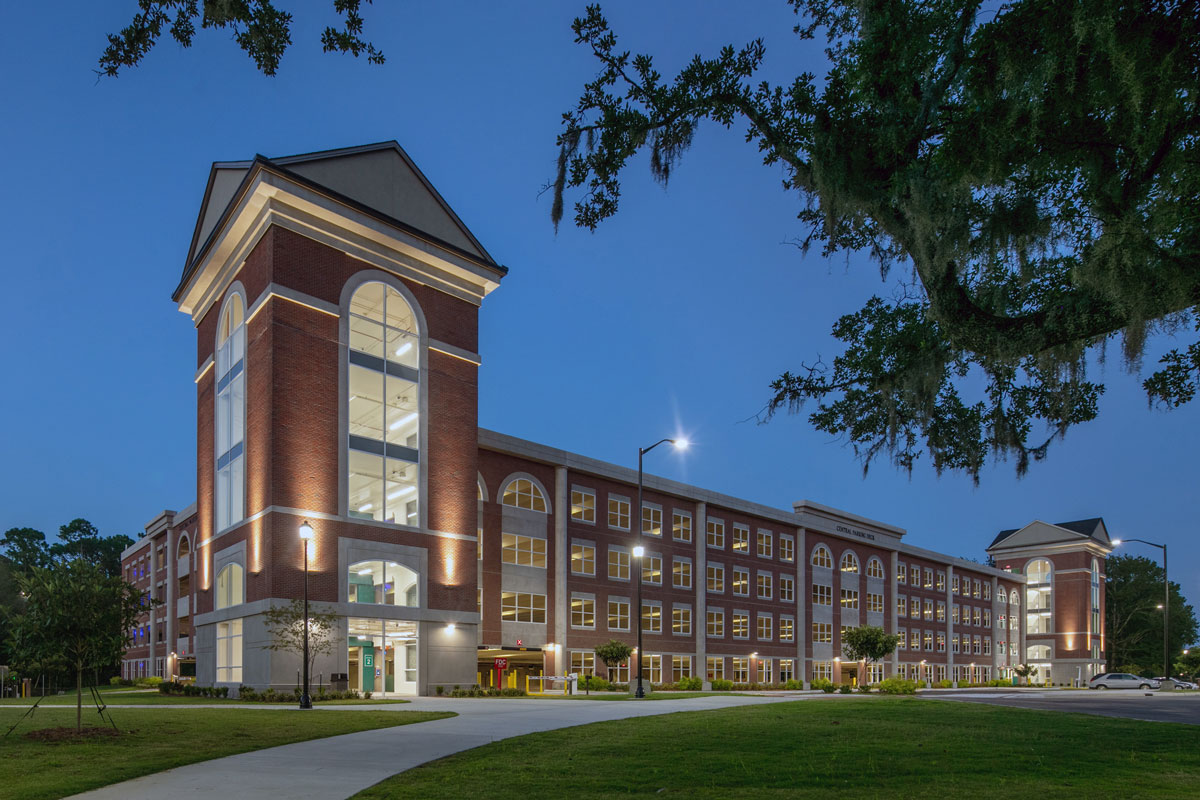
[927,689,1200,725]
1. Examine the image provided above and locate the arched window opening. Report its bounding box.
[866,558,885,580]
[1026,559,1053,583]
[1027,645,1052,661]
[840,552,859,573]
[811,545,832,569]
[347,282,421,526]
[501,478,547,512]
[348,560,420,607]
[216,293,246,530]
[215,563,244,610]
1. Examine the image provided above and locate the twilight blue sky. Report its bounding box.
[1,2,1196,615]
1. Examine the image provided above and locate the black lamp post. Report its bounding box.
[634,437,688,698]
[299,521,314,709]
[1114,537,1169,679]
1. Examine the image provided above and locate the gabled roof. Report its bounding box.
[176,141,505,302]
[988,517,1112,553]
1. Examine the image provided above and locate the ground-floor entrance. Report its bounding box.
[476,648,548,691]
[348,618,418,696]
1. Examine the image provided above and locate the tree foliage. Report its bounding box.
[99,0,385,77]
[841,625,900,665]
[594,638,633,669]
[554,1,1200,481]
[262,598,340,674]
[0,521,133,579]
[11,560,145,730]
[1105,554,1198,674]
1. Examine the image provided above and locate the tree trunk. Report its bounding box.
[76,667,82,732]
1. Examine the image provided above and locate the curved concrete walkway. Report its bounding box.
[70,693,811,799]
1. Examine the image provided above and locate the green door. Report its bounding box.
[362,645,375,692]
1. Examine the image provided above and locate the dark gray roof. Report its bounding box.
[989,517,1108,550]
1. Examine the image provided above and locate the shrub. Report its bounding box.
[608,683,628,692]
[363,691,372,700]
[500,687,527,697]
[877,677,918,695]
[937,679,953,689]
[134,676,163,688]
[674,677,703,691]
[710,679,734,691]
[812,678,834,693]
[110,676,134,687]
[579,675,611,691]
[783,679,804,690]
[857,683,872,693]
[435,685,444,696]
[838,683,853,694]
[914,680,927,689]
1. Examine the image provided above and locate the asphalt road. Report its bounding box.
[929,689,1200,725]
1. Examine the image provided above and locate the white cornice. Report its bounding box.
[177,169,503,324]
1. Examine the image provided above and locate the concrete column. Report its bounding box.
[166,532,175,674]
[694,502,707,688]
[946,566,956,687]
[553,466,568,676]
[148,542,157,675]
[991,576,1000,680]
[890,550,899,678]
[1019,577,1028,680]
[796,527,807,687]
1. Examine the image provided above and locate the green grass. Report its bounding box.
[353,698,1200,799]
[556,691,737,701]
[0,693,409,706]
[0,707,453,800]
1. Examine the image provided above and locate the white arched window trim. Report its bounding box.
[810,545,833,569]
[839,550,860,573]
[499,472,551,514]
[340,271,429,529]
[214,284,248,533]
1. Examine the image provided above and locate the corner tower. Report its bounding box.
[174,142,505,694]
[988,518,1113,685]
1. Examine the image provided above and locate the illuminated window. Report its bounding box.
[897,596,907,617]
[952,604,960,623]
[811,545,832,569]
[897,562,907,584]
[672,605,692,635]
[501,534,546,568]
[759,658,773,684]
[672,558,692,590]
[867,592,884,614]
[608,599,630,631]
[910,565,920,585]
[707,563,725,593]
[347,281,420,526]
[983,582,992,601]
[707,609,724,638]
[732,525,750,552]
[897,628,907,649]
[732,657,749,682]
[347,560,419,607]
[909,630,920,649]
[780,658,795,682]
[780,616,794,642]
[952,634,960,654]
[732,612,750,639]
[923,599,933,620]
[608,496,630,529]
[643,654,662,684]
[571,489,595,523]
[973,579,981,598]
[757,530,772,558]
[757,572,773,600]
[608,547,630,580]
[953,574,960,594]
[642,504,662,537]
[779,575,795,603]
[672,511,692,542]
[813,661,833,682]
[642,554,663,585]
[923,568,933,589]
[570,651,594,675]
[937,632,945,652]
[936,571,946,591]
[672,655,692,680]
[500,592,546,623]
[571,595,595,628]
[983,609,991,627]
[501,479,546,512]
[215,563,244,610]
[840,589,859,609]
[215,293,245,531]
[706,518,725,549]
[757,614,773,641]
[866,558,885,579]
[910,596,920,618]
[707,656,725,681]
[571,542,595,575]
[215,619,242,683]
[923,630,933,651]
[780,535,794,562]
[812,584,832,606]
[733,567,749,596]
[641,601,662,634]
[840,552,859,573]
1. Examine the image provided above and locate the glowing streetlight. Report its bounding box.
[298,521,314,710]
[1114,537,1170,679]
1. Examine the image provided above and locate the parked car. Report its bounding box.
[1153,677,1197,690]
[1088,673,1160,690]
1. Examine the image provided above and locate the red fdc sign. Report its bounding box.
[494,657,508,670]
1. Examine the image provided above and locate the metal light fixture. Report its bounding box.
[1113,537,1170,679]
[298,521,314,709]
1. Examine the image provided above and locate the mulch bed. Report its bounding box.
[23,726,126,743]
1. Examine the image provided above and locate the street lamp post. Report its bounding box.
[634,437,688,698]
[1113,538,1169,679]
[299,521,314,709]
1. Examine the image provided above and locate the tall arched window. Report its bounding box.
[501,478,547,512]
[1090,558,1101,633]
[347,282,421,526]
[215,563,244,610]
[348,560,420,607]
[1026,558,1053,634]
[215,293,246,531]
[839,551,859,573]
[866,557,885,580]
[811,545,832,569]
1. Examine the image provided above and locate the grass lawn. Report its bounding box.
[557,691,737,701]
[353,697,1200,799]
[0,707,453,800]
[0,692,409,706]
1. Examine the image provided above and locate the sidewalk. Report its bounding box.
[70,693,802,799]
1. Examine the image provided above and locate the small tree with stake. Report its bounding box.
[1013,663,1037,687]
[841,626,900,690]
[12,559,145,732]
[594,639,634,685]
[263,598,340,689]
